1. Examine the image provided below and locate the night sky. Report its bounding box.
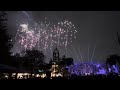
[7,11,120,63]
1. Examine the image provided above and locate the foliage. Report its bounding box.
[22,49,46,72]
[0,11,12,64]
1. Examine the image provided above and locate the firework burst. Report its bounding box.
[12,14,78,57]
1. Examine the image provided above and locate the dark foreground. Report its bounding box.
[1,74,120,80]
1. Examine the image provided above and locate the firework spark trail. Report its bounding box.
[90,44,96,63]
[87,44,90,62]
[21,11,33,23]
[65,28,68,57]
[78,47,83,63]
[50,34,53,58]
[38,29,40,50]
[68,48,73,58]
[72,46,80,62]
[57,27,61,49]
[22,11,30,18]
[15,30,19,41]
[44,35,49,54]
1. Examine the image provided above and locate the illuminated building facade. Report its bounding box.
[48,48,63,77]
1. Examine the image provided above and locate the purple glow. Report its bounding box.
[66,63,120,76]
[96,68,106,75]
[111,65,119,74]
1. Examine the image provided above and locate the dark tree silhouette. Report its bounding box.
[11,53,23,69]
[62,67,70,77]
[49,58,53,65]
[0,11,12,65]
[116,55,120,66]
[106,54,120,74]
[106,56,116,66]
[60,55,74,66]
[65,58,74,66]
[59,55,66,66]
[22,49,46,72]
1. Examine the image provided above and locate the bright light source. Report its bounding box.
[20,24,28,32]
[41,74,46,78]
[20,24,28,28]
[5,75,8,78]
[36,74,40,77]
